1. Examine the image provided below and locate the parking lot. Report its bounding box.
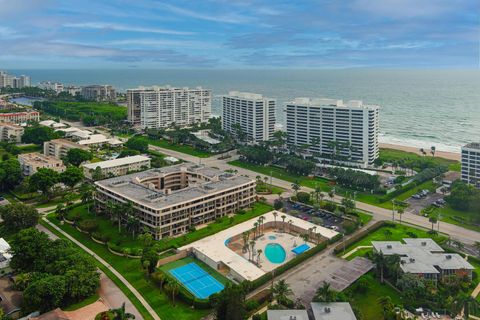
[283,200,345,233]
[406,192,445,215]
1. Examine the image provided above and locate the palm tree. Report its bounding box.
[314,281,336,302]
[242,231,250,253]
[273,211,278,230]
[301,233,309,244]
[81,184,94,214]
[272,280,293,305]
[111,302,135,320]
[397,207,404,224]
[56,203,66,220]
[328,190,335,202]
[256,249,262,265]
[314,184,322,205]
[288,220,294,233]
[249,240,256,261]
[281,215,286,232]
[377,296,393,318]
[373,251,387,283]
[164,281,180,306]
[264,176,269,191]
[291,181,300,196]
[429,216,438,232]
[430,146,436,157]
[457,295,480,319]
[253,222,259,239]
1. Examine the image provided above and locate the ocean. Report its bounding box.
[9,69,480,153]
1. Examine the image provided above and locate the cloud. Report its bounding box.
[159,2,253,24]
[64,22,194,35]
[107,39,221,49]
[352,0,457,18]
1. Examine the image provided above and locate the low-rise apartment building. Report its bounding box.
[94,164,256,239]
[0,111,40,124]
[44,138,89,158]
[461,143,480,188]
[0,123,24,143]
[285,98,379,168]
[18,152,66,176]
[372,238,474,282]
[82,155,151,179]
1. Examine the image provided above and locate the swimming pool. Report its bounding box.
[292,243,310,255]
[268,235,277,240]
[264,243,286,264]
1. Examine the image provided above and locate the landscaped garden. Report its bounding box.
[147,137,212,158]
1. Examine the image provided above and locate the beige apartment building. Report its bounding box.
[0,123,24,143]
[82,155,151,179]
[18,152,66,176]
[0,111,40,124]
[43,139,89,158]
[95,163,256,239]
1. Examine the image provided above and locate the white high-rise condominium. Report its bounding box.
[0,71,30,88]
[285,98,379,168]
[222,91,276,142]
[127,86,211,129]
[461,143,480,188]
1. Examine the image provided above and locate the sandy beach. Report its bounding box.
[380,143,460,161]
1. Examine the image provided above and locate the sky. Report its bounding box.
[0,0,478,69]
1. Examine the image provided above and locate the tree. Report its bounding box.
[29,168,59,198]
[291,181,300,196]
[164,280,180,306]
[111,302,135,320]
[23,275,67,313]
[256,249,262,265]
[0,158,22,190]
[397,207,404,224]
[429,216,438,232]
[125,136,149,153]
[313,281,337,302]
[60,166,84,189]
[80,184,94,213]
[0,203,39,231]
[373,251,387,283]
[10,228,52,272]
[273,199,283,211]
[22,125,60,145]
[65,148,93,166]
[377,296,394,318]
[296,191,310,204]
[430,146,436,157]
[272,280,293,305]
[211,284,247,320]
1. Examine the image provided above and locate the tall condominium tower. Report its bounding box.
[285,98,379,168]
[222,91,275,142]
[461,143,480,188]
[127,86,211,129]
[81,85,116,101]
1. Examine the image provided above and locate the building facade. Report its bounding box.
[81,85,116,101]
[461,143,480,188]
[127,86,211,129]
[43,138,89,158]
[0,123,24,143]
[82,155,151,179]
[0,71,30,88]
[285,98,379,168]
[38,81,64,94]
[222,91,275,142]
[0,111,40,124]
[18,152,66,176]
[94,164,256,239]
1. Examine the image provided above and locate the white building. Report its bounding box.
[461,143,480,188]
[127,86,211,129]
[0,71,30,88]
[39,120,68,129]
[81,85,116,101]
[38,81,64,94]
[222,91,275,142]
[82,155,151,179]
[0,238,12,270]
[285,98,379,168]
[0,123,24,143]
[18,152,66,176]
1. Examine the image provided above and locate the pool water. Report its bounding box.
[268,235,277,240]
[264,243,286,264]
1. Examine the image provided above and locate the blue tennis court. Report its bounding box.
[292,243,310,255]
[169,262,224,299]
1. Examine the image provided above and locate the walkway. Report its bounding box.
[341,246,373,259]
[147,144,480,245]
[41,217,161,320]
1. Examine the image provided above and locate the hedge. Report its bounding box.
[333,220,388,254]
[251,241,329,290]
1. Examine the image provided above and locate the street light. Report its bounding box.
[392,199,396,221]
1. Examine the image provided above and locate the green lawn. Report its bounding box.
[356,211,373,225]
[426,205,480,232]
[379,148,460,172]
[45,216,210,320]
[147,138,211,158]
[344,272,403,320]
[34,193,81,208]
[63,294,99,311]
[343,222,447,254]
[256,183,285,195]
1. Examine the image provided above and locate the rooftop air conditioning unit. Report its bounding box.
[446,255,452,259]
[421,241,427,246]
[409,258,415,263]
[387,244,392,249]
[325,307,331,313]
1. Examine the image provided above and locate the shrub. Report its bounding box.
[245,300,260,311]
[296,192,310,204]
[91,232,110,243]
[78,219,99,233]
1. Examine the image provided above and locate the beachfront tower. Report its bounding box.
[222,91,276,143]
[285,98,379,168]
[461,143,480,188]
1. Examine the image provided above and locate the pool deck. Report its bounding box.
[179,210,338,282]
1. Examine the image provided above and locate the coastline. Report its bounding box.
[380,143,460,161]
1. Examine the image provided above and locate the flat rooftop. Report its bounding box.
[463,143,480,150]
[83,155,150,170]
[18,152,63,164]
[180,211,338,282]
[48,138,88,149]
[286,98,378,110]
[267,310,309,320]
[372,238,474,274]
[311,302,357,320]
[95,163,254,210]
[226,91,273,101]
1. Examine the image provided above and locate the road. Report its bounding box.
[35,224,143,319]
[41,218,160,320]
[148,144,480,245]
